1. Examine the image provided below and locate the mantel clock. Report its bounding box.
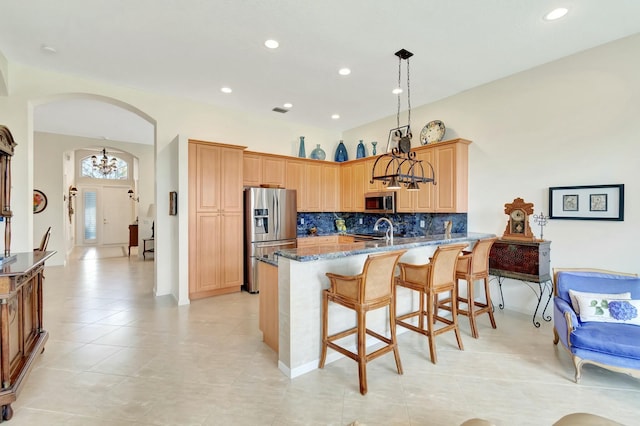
[502,197,536,241]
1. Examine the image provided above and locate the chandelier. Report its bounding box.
[91,148,118,175]
[370,49,436,191]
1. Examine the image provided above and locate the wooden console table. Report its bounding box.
[128,224,138,256]
[489,239,552,327]
[0,251,55,420]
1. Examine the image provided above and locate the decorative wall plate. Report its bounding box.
[420,120,446,145]
[34,189,47,214]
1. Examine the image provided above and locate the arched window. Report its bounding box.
[80,153,128,180]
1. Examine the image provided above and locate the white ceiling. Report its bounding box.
[2,0,640,145]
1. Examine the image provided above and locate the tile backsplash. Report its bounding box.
[297,212,467,237]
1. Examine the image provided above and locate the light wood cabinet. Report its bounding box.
[340,163,354,211]
[261,156,286,187]
[395,139,469,213]
[285,159,305,211]
[340,160,366,212]
[321,163,340,211]
[432,141,469,212]
[242,153,261,187]
[243,152,286,188]
[365,158,383,192]
[286,159,337,212]
[304,162,322,211]
[352,162,366,212]
[189,140,245,299]
[258,261,278,353]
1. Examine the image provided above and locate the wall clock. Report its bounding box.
[502,197,536,241]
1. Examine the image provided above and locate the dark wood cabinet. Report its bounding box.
[128,224,138,256]
[0,251,54,420]
[489,239,552,327]
[489,239,551,282]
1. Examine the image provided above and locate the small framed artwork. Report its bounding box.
[33,189,47,214]
[549,184,624,221]
[386,125,410,153]
[169,191,178,215]
[562,194,578,211]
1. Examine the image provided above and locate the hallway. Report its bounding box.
[8,249,640,425]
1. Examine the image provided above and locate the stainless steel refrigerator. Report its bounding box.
[244,187,297,293]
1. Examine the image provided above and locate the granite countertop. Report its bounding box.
[277,232,495,262]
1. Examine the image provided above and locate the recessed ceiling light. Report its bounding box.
[265,39,279,49]
[221,87,232,94]
[392,88,403,95]
[544,7,568,21]
[283,103,293,108]
[338,68,351,76]
[331,114,340,120]
[41,44,57,54]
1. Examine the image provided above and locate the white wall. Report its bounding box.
[343,34,640,315]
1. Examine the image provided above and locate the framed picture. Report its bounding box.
[549,184,624,221]
[169,191,178,215]
[33,189,47,214]
[386,125,410,153]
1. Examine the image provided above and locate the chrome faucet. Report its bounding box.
[373,217,394,244]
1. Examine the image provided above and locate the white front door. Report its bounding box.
[102,186,130,245]
[80,186,132,246]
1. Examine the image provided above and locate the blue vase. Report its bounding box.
[298,136,306,158]
[356,140,366,158]
[335,140,348,162]
[310,144,326,160]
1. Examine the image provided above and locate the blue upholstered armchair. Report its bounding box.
[553,268,640,382]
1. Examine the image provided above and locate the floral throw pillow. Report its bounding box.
[568,290,631,315]
[576,295,640,326]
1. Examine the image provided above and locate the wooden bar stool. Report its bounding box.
[395,243,467,364]
[319,250,406,395]
[454,237,498,338]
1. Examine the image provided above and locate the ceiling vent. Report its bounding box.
[272,107,289,113]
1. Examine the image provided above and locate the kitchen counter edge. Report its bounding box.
[276,232,495,262]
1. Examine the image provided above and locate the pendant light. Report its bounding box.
[370,49,436,191]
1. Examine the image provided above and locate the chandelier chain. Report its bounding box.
[407,57,411,130]
[396,55,401,130]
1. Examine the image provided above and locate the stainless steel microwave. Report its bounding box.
[364,192,396,213]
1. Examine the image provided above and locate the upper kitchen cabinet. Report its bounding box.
[285,159,305,210]
[243,152,286,188]
[340,160,366,212]
[395,139,470,213]
[432,139,469,212]
[321,163,341,211]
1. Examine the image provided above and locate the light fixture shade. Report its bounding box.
[387,176,401,190]
[147,203,156,217]
[406,181,420,191]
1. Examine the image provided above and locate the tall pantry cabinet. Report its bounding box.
[188,140,245,299]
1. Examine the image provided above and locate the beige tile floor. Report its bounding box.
[7,246,640,425]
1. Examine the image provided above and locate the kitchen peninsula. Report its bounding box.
[274,232,494,378]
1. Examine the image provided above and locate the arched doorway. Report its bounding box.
[31,94,156,267]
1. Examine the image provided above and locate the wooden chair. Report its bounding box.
[34,227,51,252]
[319,249,406,395]
[395,243,467,364]
[453,237,498,338]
